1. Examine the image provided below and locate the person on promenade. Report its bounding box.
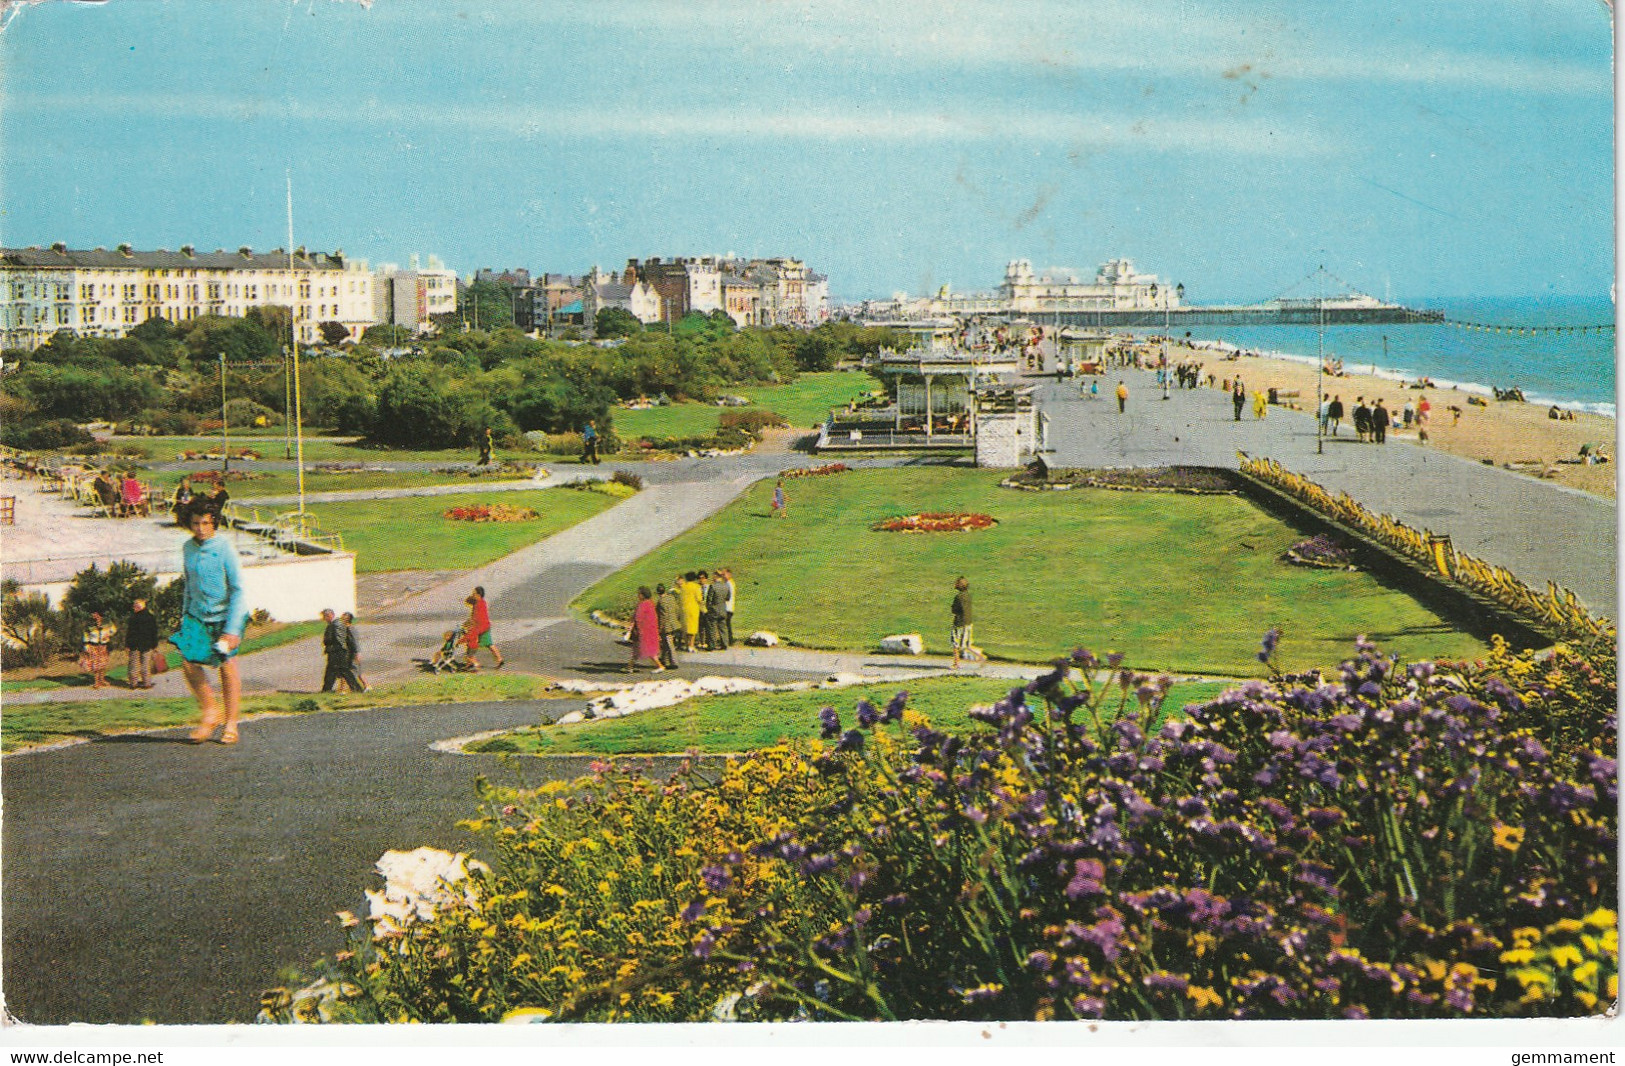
[1252,388,1268,421]
[342,611,368,691]
[1402,399,1415,429]
[950,577,977,669]
[119,471,146,517]
[1232,379,1246,421]
[771,479,787,518]
[171,476,197,526]
[124,597,159,689]
[679,571,703,652]
[582,421,600,465]
[655,582,681,669]
[627,586,664,673]
[477,427,493,467]
[1115,380,1128,414]
[1416,395,1431,444]
[320,608,364,693]
[170,508,248,744]
[719,567,736,648]
[197,480,230,521]
[1317,397,1332,437]
[704,568,730,650]
[1371,400,1390,444]
[462,587,504,670]
[1327,396,1344,437]
[1353,397,1371,442]
[693,570,716,650]
[80,612,115,689]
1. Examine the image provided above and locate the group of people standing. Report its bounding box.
[627,569,736,672]
[1317,394,1429,444]
[170,475,230,527]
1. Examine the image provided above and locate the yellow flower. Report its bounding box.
[1186,985,1223,1011]
[1582,908,1616,929]
[1491,823,1525,851]
[1499,948,1535,965]
[1548,944,1584,969]
[1572,961,1599,986]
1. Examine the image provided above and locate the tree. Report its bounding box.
[362,323,413,347]
[458,279,515,331]
[594,307,642,338]
[318,321,351,347]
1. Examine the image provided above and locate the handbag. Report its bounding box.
[149,648,170,675]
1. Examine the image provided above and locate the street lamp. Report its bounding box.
[1315,266,1326,455]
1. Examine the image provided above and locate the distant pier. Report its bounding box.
[1005,304,1442,329]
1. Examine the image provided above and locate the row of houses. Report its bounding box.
[1,245,828,352]
[515,256,829,332]
[0,243,460,351]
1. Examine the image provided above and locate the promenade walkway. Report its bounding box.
[1038,369,1616,614]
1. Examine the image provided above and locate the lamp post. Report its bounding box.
[1316,266,1326,455]
[219,351,230,474]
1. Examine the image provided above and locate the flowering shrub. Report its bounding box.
[1005,466,1237,494]
[780,463,850,479]
[873,512,996,533]
[303,637,1615,1023]
[442,504,541,523]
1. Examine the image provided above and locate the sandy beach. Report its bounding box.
[1151,340,1618,499]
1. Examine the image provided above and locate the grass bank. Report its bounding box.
[574,467,1490,675]
[613,370,879,439]
[469,674,1232,757]
[295,484,629,572]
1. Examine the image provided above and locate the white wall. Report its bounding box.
[24,551,355,623]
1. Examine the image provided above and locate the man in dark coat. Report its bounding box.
[703,569,730,650]
[655,582,681,669]
[320,608,364,693]
[1232,380,1246,421]
[1353,397,1371,442]
[1327,396,1344,437]
[1371,400,1390,444]
[124,597,160,688]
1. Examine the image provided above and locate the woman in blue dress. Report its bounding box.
[170,509,249,744]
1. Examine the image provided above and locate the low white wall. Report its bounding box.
[22,551,356,624]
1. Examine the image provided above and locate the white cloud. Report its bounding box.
[11,89,1335,155]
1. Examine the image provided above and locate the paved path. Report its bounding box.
[3,387,1615,1024]
[1037,369,1616,612]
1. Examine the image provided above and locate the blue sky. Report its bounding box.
[0,0,1613,302]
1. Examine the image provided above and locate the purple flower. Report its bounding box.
[1144,971,1189,994]
[801,853,838,876]
[1071,996,1106,1018]
[701,865,732,893]
[1026,950,1055,973]
[818,705,841,740]
[883,691,908,722]
[681,899,708,922]
[1065,858,1107,899]
[855,699,880,728]
[693,930,717,958]
[837,729,865,753]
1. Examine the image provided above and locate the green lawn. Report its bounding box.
[469,675,1232,757]
[1,670,566,753]
[574,468,1490,675]
[110,435,495,466]
[613,370,881,439]
[4,620,328,693]
[136,468,538,501]
[298,486,627,572]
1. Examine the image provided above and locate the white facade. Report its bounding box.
[372,255,458,334]
[1000,258,1173,313]
[0,244,375,350]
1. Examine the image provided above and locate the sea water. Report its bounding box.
[1171,296,1617,418]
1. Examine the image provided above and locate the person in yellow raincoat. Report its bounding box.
[1252,389,1268,420]
[679,571,705,651]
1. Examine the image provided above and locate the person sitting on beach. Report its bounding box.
[1549,405,1562,420]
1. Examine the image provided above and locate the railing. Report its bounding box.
[1239,454,1614,647]
[223,503,344,554]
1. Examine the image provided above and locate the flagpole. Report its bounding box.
[287,173,306,523]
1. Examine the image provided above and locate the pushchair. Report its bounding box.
[427,629,474,673]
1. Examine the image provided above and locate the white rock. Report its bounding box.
[365,847,489,939]
[554,710,587,725]
[878,634,924,655]
[745,631,779,647]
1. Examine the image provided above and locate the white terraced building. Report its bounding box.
[0,242,377,351]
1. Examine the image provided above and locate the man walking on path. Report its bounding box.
[320,609,364,693]
[477,427,494,467]
[342,611,367,691]
[1115,380,1128,414]
[1232,379,1246,421]
[719,567,736,647]
[582,421,600,465]
[1353,397,1370,442]
[950,576,977,669]
[1371,399,1390,444]
[1328,395,1344,437]
[124,597,159,689]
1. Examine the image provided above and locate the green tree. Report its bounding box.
[594,307,642,338]
[458,279,515,331]
[318,321,351,347]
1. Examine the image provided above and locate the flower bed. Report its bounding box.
[1003,466,1238,494]
[277,633,1616,1024]
[873,512,996,533]
[176,447,262,462]
[1283,534,1357,570]
[779,463,850,479]
[441,503,540,523]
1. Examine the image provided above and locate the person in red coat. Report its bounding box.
[628,586,665,673]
